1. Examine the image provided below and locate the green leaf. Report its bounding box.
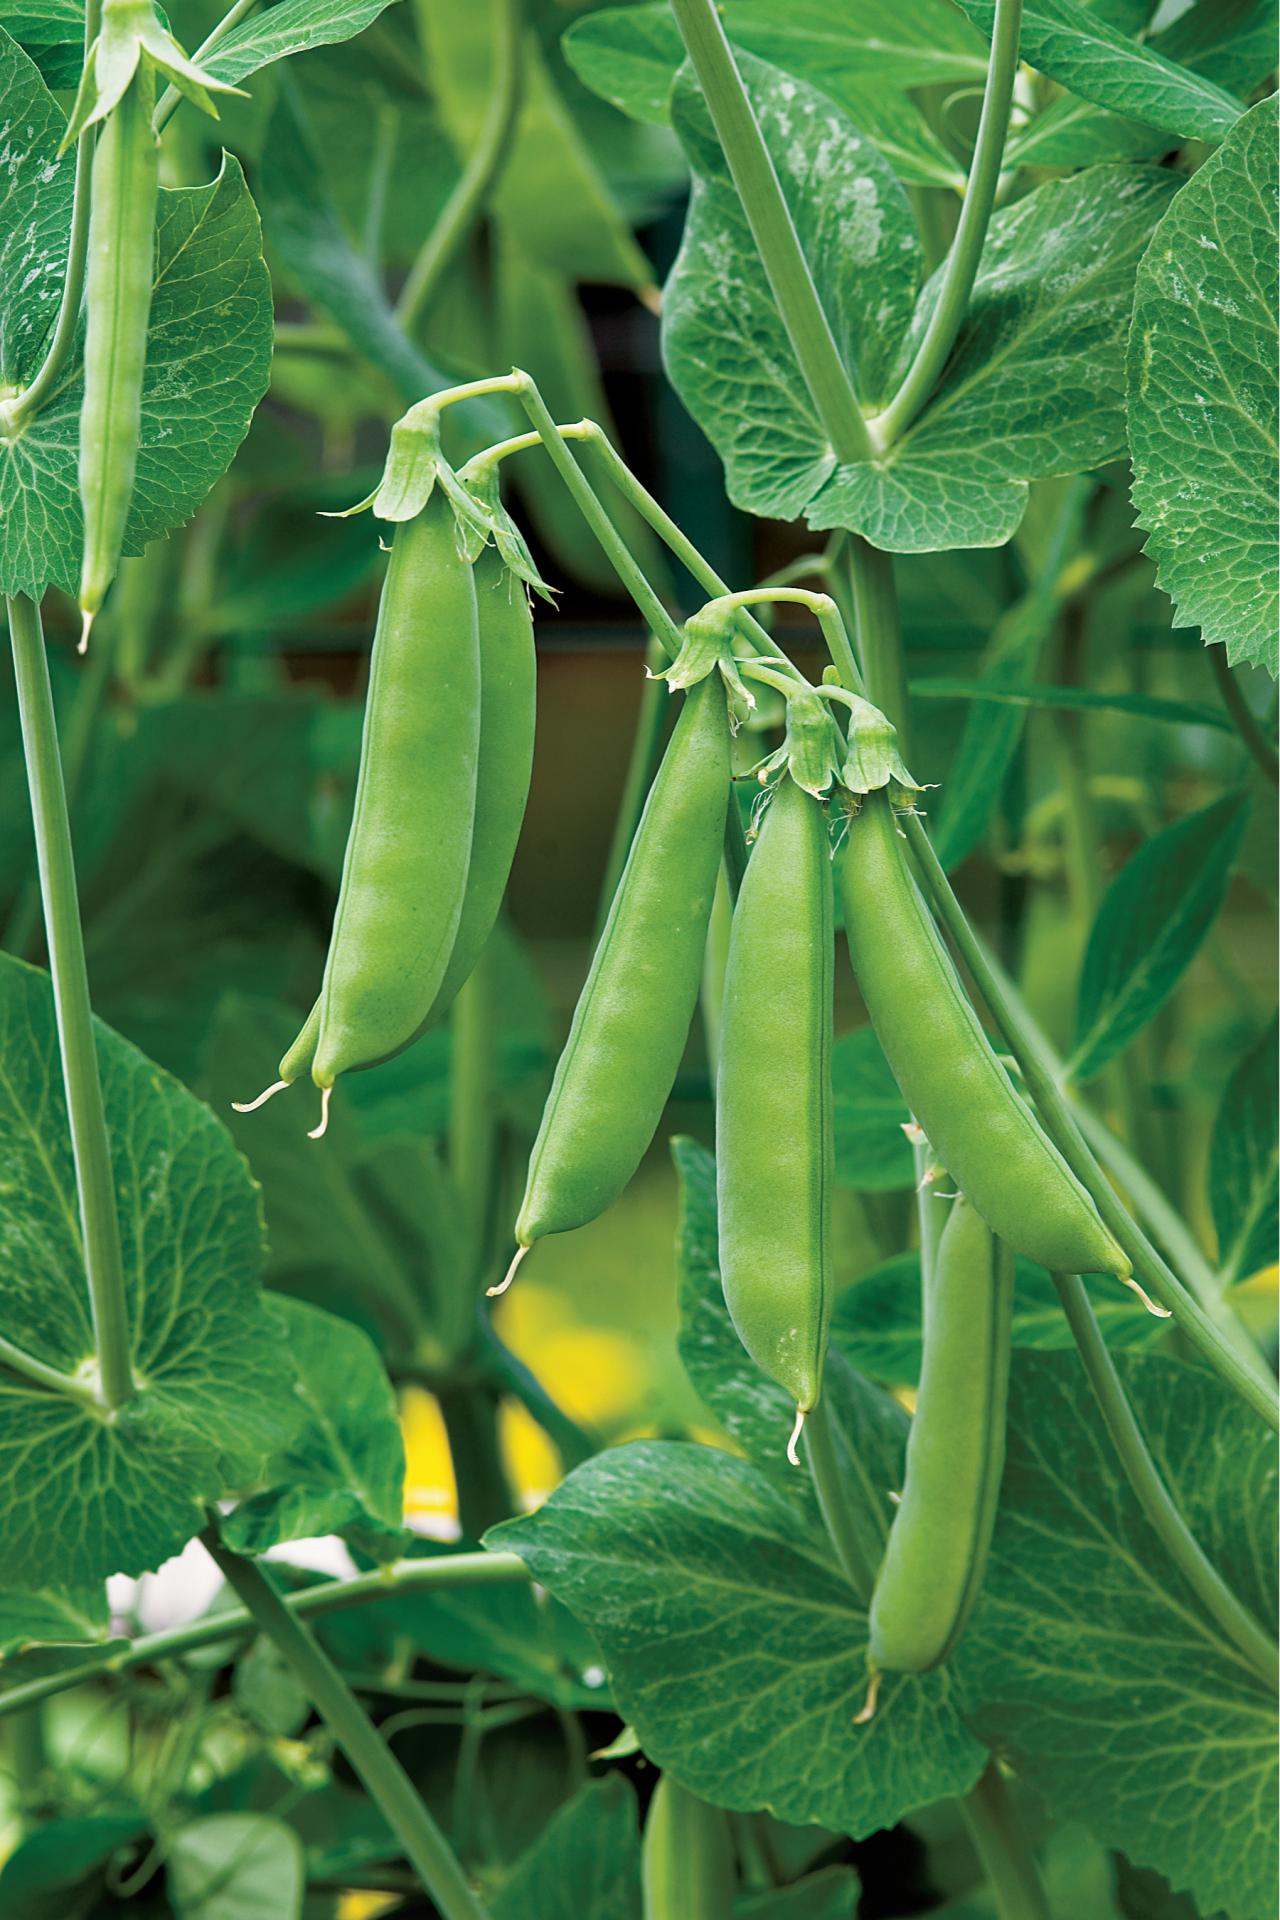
[1209,1016,1278,1287]
[168,1814,304,1920]
[0,1816,145,1920]
[231,1636,310,1739]
[0,1583,108,1656]
[0,954,297,1585]
[834,1253,1165,1390]
[565,4,971,189]
[1153,0,1280,100]
[955,1351,1278,1920]
[1004,94,1171,171]
[201,0,399,88]
[491,1776,641,1920]
[0,38,273,599]
[425,0,651,289]
[1127,96,1279,674]
[220,1298,405,1557]
[1070,790,1250,1081]
[914,677,1232,735]
[956,0,1244,143]
[663,50,920,523]
[812,166,1178,552]
[491,1433,986,1838]
[831,1027,913,1192]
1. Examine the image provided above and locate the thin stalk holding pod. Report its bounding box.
[668,0,873,465]
[153,0,258,134]
[1051,1272,1277,1689]
[0,1549,531,1724]
[871,0,1023,447]
[0,0,102,433]
[7,595,132,1410]
[398,0,524,333]
[900,809,1277,1430]
[203,1526,493,1920]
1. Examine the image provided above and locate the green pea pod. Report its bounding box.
[312,493,481,1109]
[642,1775,735,1920]
[865,1193,1013,1681]
[505,676,730,1279]
[841,791,1129,1281]
[425,543,537,1022]
[78,62,159,642]
[717,775,833,1452]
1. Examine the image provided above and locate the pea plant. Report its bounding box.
[0,0,1274,1915]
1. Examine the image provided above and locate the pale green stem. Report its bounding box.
[958,1766,1052,1920]
[8,596,131,1410]
[668,0,873,464]
[595,635,670,937]
[803,1397,881,1603]
[708,587,859,690]
[847,541,908,757]
[397,0,524,332]
[0,0,101,431]
[448,950,495,1275]
[153,0,259,134]
[1053,1272,1277,1688]
[203,1530,492,1920]
[873,0,1023,446]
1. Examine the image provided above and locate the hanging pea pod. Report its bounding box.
[502,675,731,1286]
[717,774,833,1457]
[841,790,1131,1283]
[861,1194,1013,1697]
[642,1775,735,1920]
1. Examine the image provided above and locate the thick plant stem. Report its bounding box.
[398,0,523,332]
[847,541,908,755]
[8,596,131,1410]
[874,0,1023,445]
[596,636,670,937]
[1052,1273,1278,1689]
[153,0,258,133]
[203,1531,492,1920]
[901,811,1278,1432]
[667,0,873,465]
[449,951,496,1272]
[475,1315,596,1468]
[0,1550,530,1722]
[2,1,100,431]
[438,1384,513,1537]
[803,1398,881,1604]
[1210,645,1279,788]
[959,1765,1052,1920]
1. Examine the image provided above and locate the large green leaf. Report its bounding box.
[0,955,296,1584]
[1127,96,1279,674]
[663,51,919,523]
[563,4,971,188]
[1209,1016,1278,1287]
[0,35,273,600]
[956,0,1244,143]
[1070,790,1250,1082]
[491,1776,641,1920]
[811,166,1178,551]
[168,1814,304,1920]
[220,1297,405,1557]
[955,1351,1278,1920]
[0,1583,108,1657]
[0,1816,145,1920]
[202,0,399,88]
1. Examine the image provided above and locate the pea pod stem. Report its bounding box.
[802,1397,879,1605]
[397,0,524,332]
[0,0,101,433]
[1052,1273,1278,1690]
[201,1527,493,1920]
[7,594,132,1411]
[668,0,874,465]
[900,811,1278,1432]
[870,0,1023,448]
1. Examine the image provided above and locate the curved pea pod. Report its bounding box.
[717,775,833,1445]
[841,791,1129,1282]
[507,676,730,1272]
[866,1194,1013,1678]
[78,63,159,641]
[642,1775,735,1920]
[425,543,537,1022]
[312,492,481,1097]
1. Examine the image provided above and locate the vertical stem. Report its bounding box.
[438,1384,513,1538]
[449,950,495,1270]
[803,1398,880,1603]
[667,0,873,464]
[1052,1273,1277,1688]
[847,539,909,756]
[398,0,524,332]
[875,0,1023,444]
[958,1765,1052,1920]
[700,864,733,1078]
[201,1530,492,1920]
[1209,645,1278,788]
[8,596,131,1409]
[595,637,670,938]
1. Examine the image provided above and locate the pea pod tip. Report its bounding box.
[1124,1273,1173,1318]
[853,1670,881,1726]
[307,1084,332,1141]
[231,1079,289,1115]
[488,1243,529,1299]
[786,1406,807,1467]
[77,610,94,655]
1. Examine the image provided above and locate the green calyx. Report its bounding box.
[61,0,244,150]
[457,459,556,602]
[835,692,920,800]
[654,600,756,718]
[752,686,843,799]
